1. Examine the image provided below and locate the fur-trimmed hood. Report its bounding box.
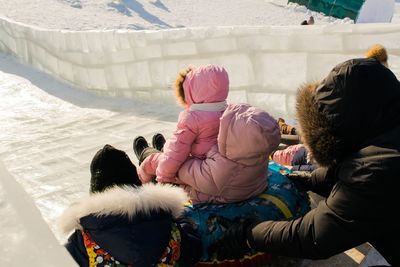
[58,183,188,235]
[296,58,400,167]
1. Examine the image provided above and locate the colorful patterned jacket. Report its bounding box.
[58,184,201,267]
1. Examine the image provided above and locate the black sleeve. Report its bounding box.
[65,230,89,267]
[246,182,368,260]
[308,167,337,197]
[176,219,202,266]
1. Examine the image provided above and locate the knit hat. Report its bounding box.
[90,144,141,193]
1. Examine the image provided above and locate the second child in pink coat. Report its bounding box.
[175,103,281,203]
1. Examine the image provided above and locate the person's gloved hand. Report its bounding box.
[176,218,202,266]
[208,216,261,261]
[286,171,312,191]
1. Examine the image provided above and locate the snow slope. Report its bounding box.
[0,0,397,266]
[0,161,77,266]
[0,0,352,31]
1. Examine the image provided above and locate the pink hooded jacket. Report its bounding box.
[140,103,281,204]
[138,65,229,183]
[176,103,281,203]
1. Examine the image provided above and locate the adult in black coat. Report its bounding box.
[210,58,400,266]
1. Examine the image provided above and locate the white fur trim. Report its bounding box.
[190,101,227,111]
[57,183,188,235]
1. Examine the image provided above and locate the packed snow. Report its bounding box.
[0,0,398,266]
[0,0,353,31]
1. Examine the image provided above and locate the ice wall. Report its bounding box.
[1,17,400,119]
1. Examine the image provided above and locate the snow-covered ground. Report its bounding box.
[0,0,353,31]
[0,0,397,266]
[0,53,179,238]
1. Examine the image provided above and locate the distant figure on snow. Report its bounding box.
[301,16,314,25]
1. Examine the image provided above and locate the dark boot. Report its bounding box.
[133,136,149,161]
[152,133,166,152]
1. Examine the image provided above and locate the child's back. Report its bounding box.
[177,103,281,203]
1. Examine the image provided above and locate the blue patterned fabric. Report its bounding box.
[183,161,310,261]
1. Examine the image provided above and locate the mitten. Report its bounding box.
[286,171,312,191]
[176,219,202,266]
[208,216,261,261]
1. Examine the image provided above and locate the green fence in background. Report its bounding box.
[288,0,365,20]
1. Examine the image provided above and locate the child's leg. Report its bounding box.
[133,136,162,164]
[139,147,160,165]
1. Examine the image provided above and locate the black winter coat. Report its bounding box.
[59,184,201,267]
[248,58,400,266]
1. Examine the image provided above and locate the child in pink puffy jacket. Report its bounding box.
[138,64,229,183]
[136,65,281,203]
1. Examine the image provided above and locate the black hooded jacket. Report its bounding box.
[248,58,400,266]
[59,184,201,267]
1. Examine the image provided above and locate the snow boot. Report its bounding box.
[152,133,166,152]
[133,136,149,161]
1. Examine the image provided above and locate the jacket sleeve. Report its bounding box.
[175,149,228,196]
[247,181,369,260]
[156,112,197,182]
[64,230,89,267]
[272,144,304,166]
[308,167,337,197]
[138,152,163,183]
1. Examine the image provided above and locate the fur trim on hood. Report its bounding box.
[58,183,188,235]
[296,58,400,167]
[296,82,337,167]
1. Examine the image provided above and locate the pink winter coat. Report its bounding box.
[176,103,281,203]
[139,103,281,204]
[138,65,229,183]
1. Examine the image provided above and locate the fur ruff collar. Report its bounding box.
[58,183,188,235]
[296,82,337,167]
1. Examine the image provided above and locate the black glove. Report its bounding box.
[176,219,202,266]
[286,171,312,191]
[208,216,261,261]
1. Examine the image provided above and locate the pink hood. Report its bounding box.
[218,104,281,165]
[183,65,229,105]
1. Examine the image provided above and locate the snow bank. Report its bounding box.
[0,160,77,266]
[357,0,395,23]
[0,17,399,119]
